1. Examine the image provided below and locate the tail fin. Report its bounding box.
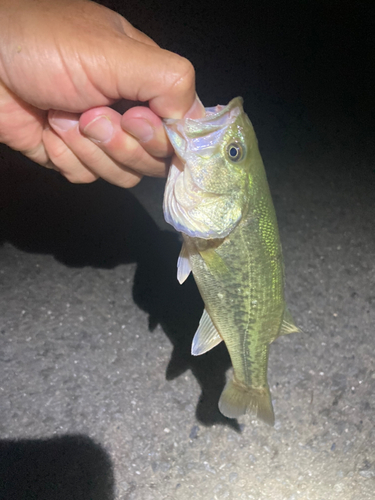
[218,378,275,426]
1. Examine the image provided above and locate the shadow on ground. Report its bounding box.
[0,434,114,500]
[0,159,239,430]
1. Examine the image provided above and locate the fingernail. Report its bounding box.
[49,111,79,131]
[124,118,154,143]
[185,94,205,119]
[83,115,114,143]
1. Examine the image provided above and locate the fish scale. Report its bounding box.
[163,97,299,425]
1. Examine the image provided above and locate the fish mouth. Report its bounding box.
[163,97,247,239]
[163,97,244,161]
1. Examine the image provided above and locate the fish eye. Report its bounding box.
[227,142,244,162]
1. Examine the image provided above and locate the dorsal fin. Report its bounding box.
[191,309,223,356]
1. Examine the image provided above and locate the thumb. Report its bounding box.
[103,37,204,119]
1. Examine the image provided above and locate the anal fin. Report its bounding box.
[191,309,222,356]
[279,307,300,336]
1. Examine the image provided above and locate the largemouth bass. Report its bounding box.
[163,97,298,425]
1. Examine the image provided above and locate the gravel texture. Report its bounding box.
[1,1,374,499]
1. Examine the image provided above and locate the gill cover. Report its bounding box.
[163,97,250,239]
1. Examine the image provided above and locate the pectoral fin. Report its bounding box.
[279,308,300,336]
[177,242,191,284]
[199,248,229,277]
[191,309,223,356]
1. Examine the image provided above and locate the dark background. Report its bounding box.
[1,1,374,499]
[119,0,375,163]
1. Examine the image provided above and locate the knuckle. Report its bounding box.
[21,143,49,166]
[64,169,98,184]
[118,173,142,189]
[45,138,72,167]
[120,135,144,168]
[167,56,195,95]
[44,133,98,184]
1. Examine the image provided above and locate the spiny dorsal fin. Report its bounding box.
[191,309,223,356]
[280,308,300,336]
[177,242,191,284]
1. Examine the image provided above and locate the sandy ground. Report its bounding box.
[1,1,374,499]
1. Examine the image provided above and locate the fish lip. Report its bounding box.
[163,96,244,127]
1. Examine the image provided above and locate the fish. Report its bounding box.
[163,97,299,425]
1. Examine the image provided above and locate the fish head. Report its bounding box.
[163,97,258,239]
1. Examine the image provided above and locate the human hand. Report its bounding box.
[0,0,204,187]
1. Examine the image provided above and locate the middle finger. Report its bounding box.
[49,108,168,185]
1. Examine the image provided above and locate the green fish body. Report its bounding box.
[163,98,298,425]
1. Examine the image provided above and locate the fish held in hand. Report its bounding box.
[163,97,299,426]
